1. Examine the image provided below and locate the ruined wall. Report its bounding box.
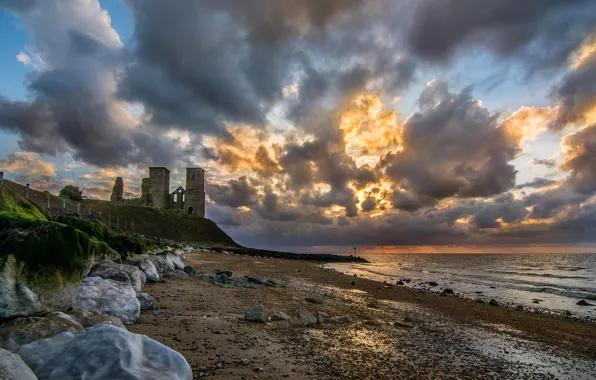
[0,178,89,215]
[185,167,205,218]
[141,178,151,204]
[148,167,170,209]
[110,177,124,202]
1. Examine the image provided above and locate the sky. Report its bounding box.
[1,0,596,253]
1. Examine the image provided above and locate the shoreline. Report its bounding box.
[129,251,596,379]
[325,262,596,324]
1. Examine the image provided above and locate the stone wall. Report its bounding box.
[0,179,88,215]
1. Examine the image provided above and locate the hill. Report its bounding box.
[81,200,238,247]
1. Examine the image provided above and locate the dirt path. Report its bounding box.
[129,252,596,379]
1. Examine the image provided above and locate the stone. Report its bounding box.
[162,270,190,279]
[67,308,125,329]
[427,282,438,287]
[146,255,175,274]
[213,269,233,277]
[0,234,119,323]
[264,279,282,287]
[328,315,352,324]
[393,321,414,328]
[231,281,257,289]
[364,319,384,326]
[17,324,192,380]
[136,292,157,310]
[212,273,231,285]
[245,305,266,323]
[245,275,266,285]
[396,281,405,285]
[269,311,291,321]
[577,300,594,306]
[289,309,317,326]
[305,297,323,304]
[367,302,381,309]
[128,255,160,282]
[165,253,185,271]
[489,299,499,306]
[73,277,140,324]
[183,265,200,275]
[443,288,454,295]
[0,312,84,352]
[88,260,144,292]
[316,311,329,324]
[0,348,38,380]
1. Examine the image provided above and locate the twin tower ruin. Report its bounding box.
[111,167,205,218]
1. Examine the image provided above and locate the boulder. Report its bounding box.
[0,221,119,322]
[88,261,144,292]
[265,279,283,287]
[17,324,192,380]
[577,300,594,306]
[136,292,157,310]
[67,308,125,329]
[0,348,38,380]
[305,297,323,304]
[0,312,84,352]
[127,256,160,282]
[73,277,140,324]
[328,315,352,324]
[289,309,317,326]
[146,255,174,274]
[231,280,257,289]
[212,273,231,285]
[245,305,266,323]
[489,299,499,306]
[165,253,184,271]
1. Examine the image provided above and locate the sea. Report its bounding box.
[326,252,596,319]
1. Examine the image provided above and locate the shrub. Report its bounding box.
[59,185,83,202]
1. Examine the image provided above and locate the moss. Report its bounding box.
[54,216,112,242]
[0,187,49,221]
[0,219,119,272]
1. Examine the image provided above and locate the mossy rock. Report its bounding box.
[54,216,112,243]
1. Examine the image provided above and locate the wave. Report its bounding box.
[483,270,592,280]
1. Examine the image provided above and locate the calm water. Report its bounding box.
[328,253,596,319]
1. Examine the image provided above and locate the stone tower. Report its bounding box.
[185,167,205,217]
[148,167,170,209]
[110,177,124,202]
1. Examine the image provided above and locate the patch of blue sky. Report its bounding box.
[0,10,31,101]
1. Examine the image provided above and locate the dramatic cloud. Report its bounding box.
[380,82,520,203]
[2,0,596,251]
[407,0,596,71]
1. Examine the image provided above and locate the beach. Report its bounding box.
[129,252,596,379]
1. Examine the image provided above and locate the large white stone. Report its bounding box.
[88,261,144,292]
[146,255,173,274]
[0,348,38,380]
[128,255,160,282]
[165,253,185,271]
[0,257,43,321]
[73,277,140,324]
[17,324,192,380]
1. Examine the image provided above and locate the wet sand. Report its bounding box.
[129,252,596,379]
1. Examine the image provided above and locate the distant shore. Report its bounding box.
[130,251,596,379]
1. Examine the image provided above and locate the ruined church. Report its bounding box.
[111,167,206,218]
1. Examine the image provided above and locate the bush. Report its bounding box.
[59,185,83,202]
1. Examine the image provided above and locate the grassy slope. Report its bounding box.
[82,200,238,247]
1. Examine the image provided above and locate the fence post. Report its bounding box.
[47,193,51,208]
[108,215,111,228]
[25,184,30,198]
[61,199,65,209]
[0,172,3,186]
[131,221,134,230]
[124,220,127,230]
[117,218,119,230]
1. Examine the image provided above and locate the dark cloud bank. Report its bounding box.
[1,0,596,250]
